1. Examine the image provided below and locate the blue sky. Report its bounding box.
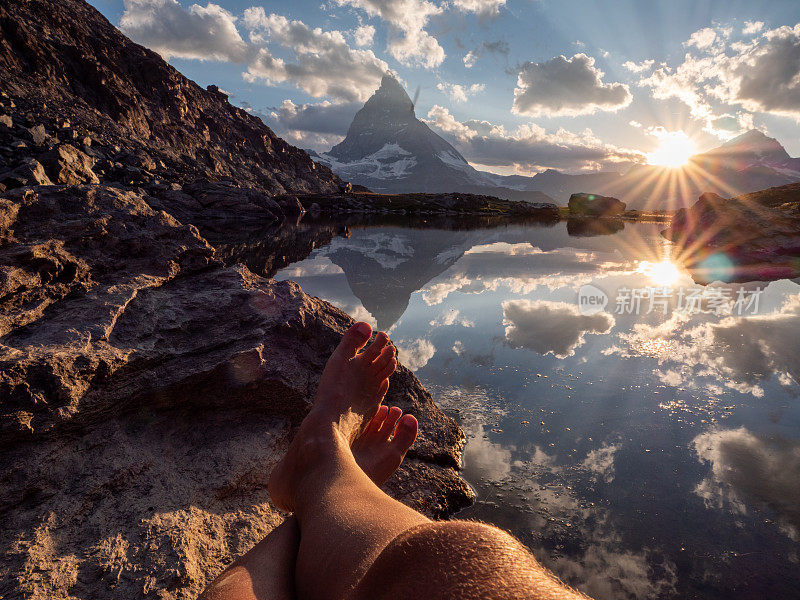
[89,0,800,174]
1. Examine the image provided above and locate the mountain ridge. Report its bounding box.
[0,0,343,195]
[313,74,800,209]
[451,129,800,209]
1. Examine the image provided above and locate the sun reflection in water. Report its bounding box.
[636,260,681,286]
[628,337,676,359]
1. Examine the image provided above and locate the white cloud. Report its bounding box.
[742,20,764,35]
[581,443,621,483]
[622,59,654,73]
[331,0,445,68]
[639,22,800,129]
[685,27,717,49]
[694,427,800,539]
[120,1,388,102]
[502,299,614,358]
[266,99,360,135]
[424,105,644,173]
[451,0,506,16]
[513,53,632,117]
[395,338,436,370]
[463,50,478,68]
[242,9,388,101]
[353,23,375,46]
[429,309,474,327]
[609,292,800,397]
[254,98,360,150]
[436,82,485,102]
[120,0,249,62]
[463,424,513,481]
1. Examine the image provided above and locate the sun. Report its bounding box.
[637,260,681,286]
[646,131,697,168]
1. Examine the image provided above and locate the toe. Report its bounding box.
[360,331,390,362]
[334,322,373,360]
[372,345,396,371]
[391,414,418,454]
[376,358,397,381]
[363,405,389,439]
[376,378,389,402]
[381,406,403,438]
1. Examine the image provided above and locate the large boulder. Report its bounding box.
[568,192,626,216]
[146,180,283,237]
[41,143,100,184]
[0,184,472,599]
[0,157,52,188]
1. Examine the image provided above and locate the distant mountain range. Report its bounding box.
[310,76,800,210]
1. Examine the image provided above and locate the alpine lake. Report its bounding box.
[268,215,800,600]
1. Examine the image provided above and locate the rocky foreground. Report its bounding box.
[0,0,480,597]
[0,184,473,598]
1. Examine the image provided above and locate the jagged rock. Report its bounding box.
[41,143,99,184]
[0,115,12,128]
[0,184,472,599]
[568,192,626,216]
[121,151,156,172]
[146,180,283,237]
[0,157,52,187]
[26,124,46,146]
[276,195,306,217]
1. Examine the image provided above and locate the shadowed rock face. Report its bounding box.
[0,185,473,598]
[663,186,800,282]
[0,0,342,196]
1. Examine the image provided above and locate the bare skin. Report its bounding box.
[200,329,417,600]
[203,322,590,600]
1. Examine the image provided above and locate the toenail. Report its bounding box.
[355,322,371,336]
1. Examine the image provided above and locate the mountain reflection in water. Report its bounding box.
[275,218,800,600]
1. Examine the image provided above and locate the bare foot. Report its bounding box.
[354,405,418,486]
[268,322,398,511]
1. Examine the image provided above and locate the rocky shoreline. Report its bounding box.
[0,0,481,593]
[0,184,474,598]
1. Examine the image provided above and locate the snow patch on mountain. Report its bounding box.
[325,232,415,269]
[314,143,417,180]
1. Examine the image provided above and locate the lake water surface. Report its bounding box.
[274,219,800,600]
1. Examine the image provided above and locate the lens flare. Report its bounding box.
[697,253,736,282]
[637,260,681,286]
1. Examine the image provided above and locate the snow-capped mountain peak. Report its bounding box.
[314,75,554,203]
